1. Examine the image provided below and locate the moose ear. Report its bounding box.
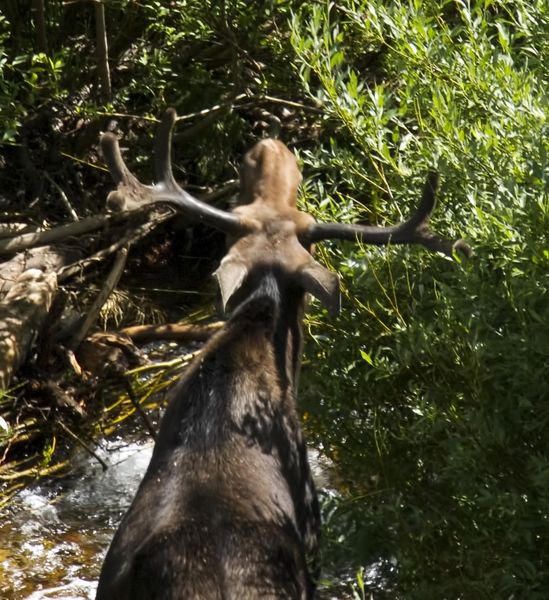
[297,261,341,316]
[214,258,248,312]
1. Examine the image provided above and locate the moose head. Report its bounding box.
[102,108,470,317]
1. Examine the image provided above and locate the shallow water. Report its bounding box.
[1,437,358,599]
[1,439,154,599]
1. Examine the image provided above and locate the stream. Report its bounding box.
[1,435,358,599]
[1,438,154,599]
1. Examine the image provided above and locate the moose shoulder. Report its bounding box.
[96,109,470,599]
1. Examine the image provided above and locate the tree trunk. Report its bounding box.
[94,0,111,102]
[32,0,48,54]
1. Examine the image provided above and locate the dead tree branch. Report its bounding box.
[66,248,128,351]
[121,321,224,343]
[32,0,48,54]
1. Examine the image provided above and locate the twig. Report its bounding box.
[43,172,79,222]
[126,353,199,375]
[91,111,160,122]
[67,247,128,350]
[0,482,24,510]
[60,151,109,171]
[0,460,69,481]
[123,378,157,440]
[176,93,248,122]
[258,94,324,113]
[94,93,322,126]
[57,420,108,471]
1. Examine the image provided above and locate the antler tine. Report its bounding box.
[100,133,142,189]
[100,110,248,235]
[154,108,182,193]
[406,171,438,229]
[305,173,472,258]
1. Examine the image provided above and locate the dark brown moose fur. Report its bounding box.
[96,270,319,599]
[97,135,326,600]
[96,109,470,599]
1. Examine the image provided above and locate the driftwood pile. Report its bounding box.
[0,150,233,504]
[0,202,192,388]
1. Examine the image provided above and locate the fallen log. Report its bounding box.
[0,245,83,296]
[0,269,58,389]
[0,203,177,382]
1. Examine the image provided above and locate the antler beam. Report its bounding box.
[100,109,247,235]
[304,173,472,257]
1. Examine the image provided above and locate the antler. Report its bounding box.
[304,173,472,257]
[100,108,247,235]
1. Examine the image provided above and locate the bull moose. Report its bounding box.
[96,109,470,599]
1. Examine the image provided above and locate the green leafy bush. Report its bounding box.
[291,1,549,597]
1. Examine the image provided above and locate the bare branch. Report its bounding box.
[0,212,136,257]
[58,420,108,470]
[94,0,111,102]
[121,321,224,343]
[43,172,79,222]
[176,93,248,122]
[123,378,157,440]
[66,248,128,351]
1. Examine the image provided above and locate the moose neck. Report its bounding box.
[272,281,306,393]
[232,270,306,395]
